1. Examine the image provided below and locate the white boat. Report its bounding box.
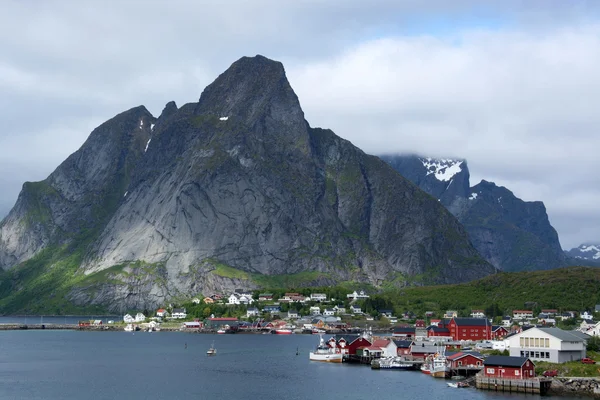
[430,353,450,378]
[206,341,217,356]
[447,382,458,388]
[309,335,342,363]
[377,357,414,370]
[274,329,293,335]
[124,324,134,332]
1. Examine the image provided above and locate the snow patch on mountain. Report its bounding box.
[420,158,463,182]
[567,243,600,260]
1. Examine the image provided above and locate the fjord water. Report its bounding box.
[0,330,576,400]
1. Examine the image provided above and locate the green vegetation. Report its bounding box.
[534,358,600,378]
[250,271,331,288]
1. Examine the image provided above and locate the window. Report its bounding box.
[525,338,529,347]
[545,338,550,348]
[535,338,540,347]
[535,352,540,358]
[520,337,524,347]
[546,352,550,358]
[520,351,525,357]
[515,370,520,376]
[487,368,495,374]
[458,361,462,366]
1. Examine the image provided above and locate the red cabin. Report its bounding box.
[446,352,484,369]
[448,317,492,341]
[483,356,535,379]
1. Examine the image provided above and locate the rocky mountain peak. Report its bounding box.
[194,55,307,149]
[566,243,600,261]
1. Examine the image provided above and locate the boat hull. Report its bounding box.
[309,352,343,363]
[275,330,293,334]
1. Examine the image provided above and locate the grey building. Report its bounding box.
[508,327,588,363]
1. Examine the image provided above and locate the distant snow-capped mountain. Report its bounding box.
[566,243,600,261]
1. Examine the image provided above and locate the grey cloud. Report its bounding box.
[1,1,599,249]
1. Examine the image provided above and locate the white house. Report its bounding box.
[172,308,187,319]
[581,311,593,320]
[470,310,486,318]
[334,305,346,314]
[246,307,260,317]
[192,298,201,304]
[501,316,512,327]
[156,308,168,318]
[310,293,327,302]
[239,294,254,305]
[512,310,534,320]
[287,310,299,319]
[323,309,335,316]
[350,305,362,314]
[443,310,458,318]
[123,314,135,323]
[309,306,321,315]
[228,294,241,305]
[346,290,369,301]
[134,313,146,322]
[508,327,588,363]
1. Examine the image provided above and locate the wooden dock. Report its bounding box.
[476,375,552,395]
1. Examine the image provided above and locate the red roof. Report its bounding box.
[209,317,238,321]
[372,339,390,348]
[447,352,483,361]
[157,309,166,312]
[365,345,383,351]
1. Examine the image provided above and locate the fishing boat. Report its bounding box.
[376,357,414,370]
[420,363,431,375]
[274,328,293,334]
[206,341,217,356]
[309,335,342,363]
[430,352,450,378]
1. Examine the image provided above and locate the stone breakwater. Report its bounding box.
[550,377,600,397]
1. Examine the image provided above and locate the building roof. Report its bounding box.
[427,326,450,333]
[447,351,484,361]
[392,340,413,348]
[568,330,591,341]
[484,356,530,368]
[452,317,491,326]
[536,327,586,342]
[410,343,439,353]
[209,317,238,321]
[372,339,390,347]
[393,327,416,333]
[492,325,507,331]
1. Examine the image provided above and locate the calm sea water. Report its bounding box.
[0,330,583,400]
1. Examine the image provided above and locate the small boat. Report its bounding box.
[312,328,326,334]
[274,329,293,335]
[420,363,431,375]
[206,341,217,356]
[377,357,414,370]
[447,382,469,388]
[217,329,226,334]
[124,324,134,332]
[309,334,342,363]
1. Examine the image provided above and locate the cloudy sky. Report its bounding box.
[1,1,598,249]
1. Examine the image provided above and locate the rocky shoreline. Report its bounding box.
[549,377,600,398]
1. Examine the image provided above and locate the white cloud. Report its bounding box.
[1,1,599,249]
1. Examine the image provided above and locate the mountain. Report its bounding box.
[0,56,495,313]
[566,243,600,262]
[380,154,567,272]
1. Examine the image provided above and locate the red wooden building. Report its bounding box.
[492,325,509,339]
[328,334,372,355]
[483,356,535,379]
[448,317,492,341]
[415,319,426,328]
[393,340,413,356]
[446,352,484,369]
[427,325,451,338]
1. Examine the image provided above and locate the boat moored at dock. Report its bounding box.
[309,335,342,363]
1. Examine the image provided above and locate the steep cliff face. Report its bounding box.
[381,154,567,272]
[0,56,495,313]
[0,106,154,269]
[462,181,566,272]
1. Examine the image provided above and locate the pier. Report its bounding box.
[475,375,552,395]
